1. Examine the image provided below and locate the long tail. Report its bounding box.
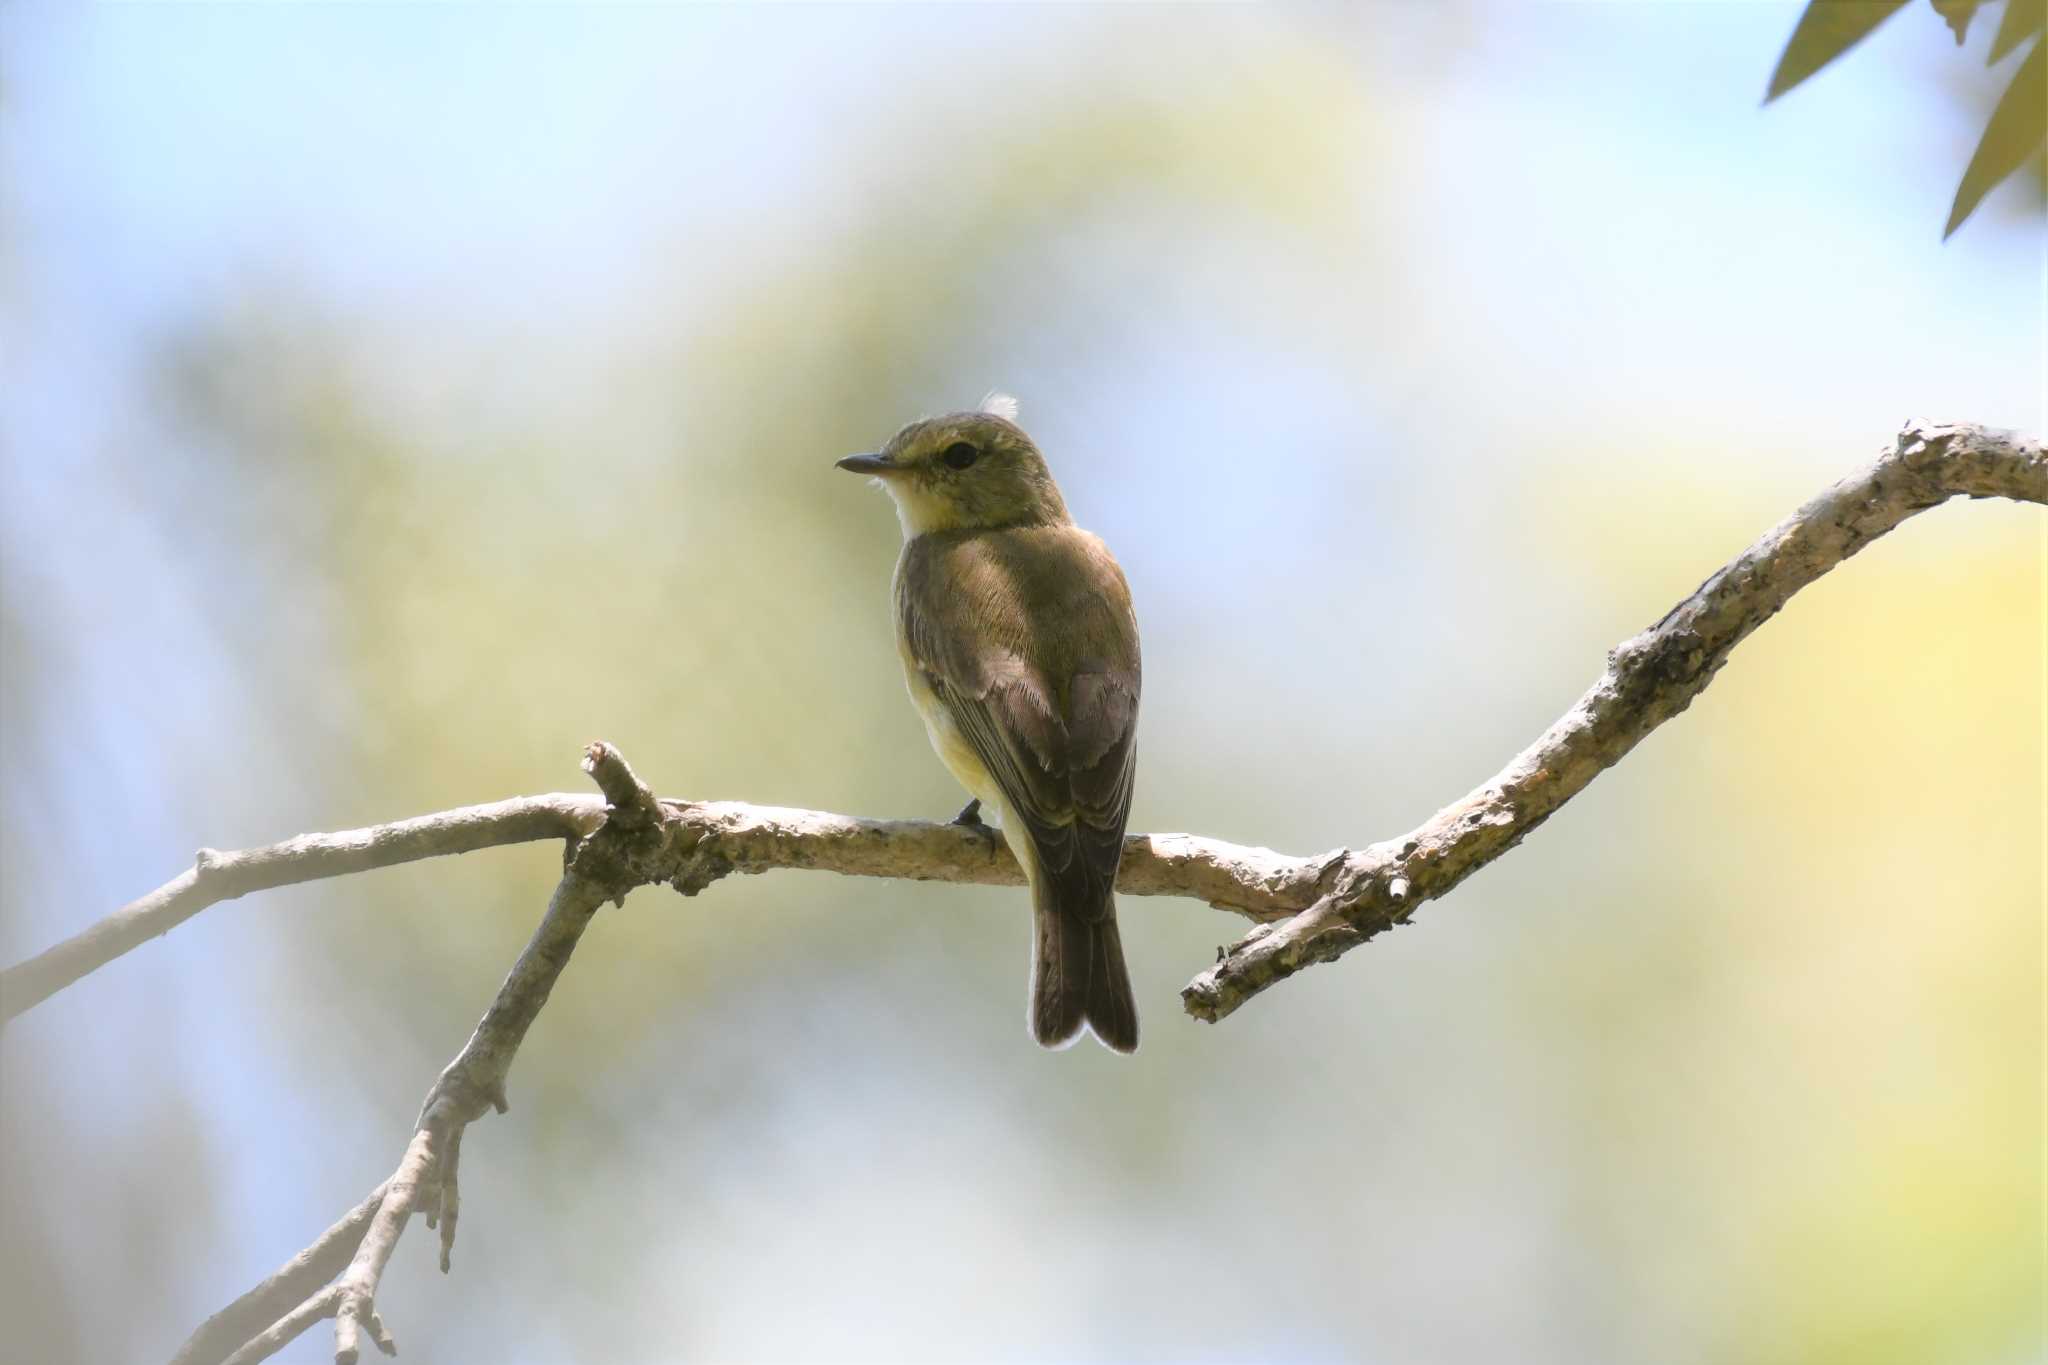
[1031,886,1138,1054]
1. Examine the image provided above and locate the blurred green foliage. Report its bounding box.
[1767,0,2046,236]
[2,6,2040,1363]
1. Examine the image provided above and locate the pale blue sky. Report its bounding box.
[3,4,2040,1362]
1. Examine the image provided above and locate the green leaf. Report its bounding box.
[1945,35,2047,236]
[1932,0,1982,46]
[1988,0,2047,64]
[1766,1,1911,102]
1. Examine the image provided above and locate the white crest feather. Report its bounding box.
[979,391,1020,423]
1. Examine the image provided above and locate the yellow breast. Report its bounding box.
[894,620,1003,809]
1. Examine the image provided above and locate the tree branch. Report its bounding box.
[1182,420,2044,1020]
[169,1183,387,1365]
[7,799,1335,1024]
[1,796,604,1020]
[6,420,2028,1363]
[9,422,2039,1037]
[195,744,647,1365]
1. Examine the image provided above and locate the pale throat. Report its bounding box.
[878,478,972,539]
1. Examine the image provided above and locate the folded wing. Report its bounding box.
[897,528,1141,920]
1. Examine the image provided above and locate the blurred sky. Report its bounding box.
[1,4,2042,1364]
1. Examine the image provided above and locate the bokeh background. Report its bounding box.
[2,4,2041,1363]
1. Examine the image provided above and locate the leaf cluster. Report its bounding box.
[1767,0,2045,237]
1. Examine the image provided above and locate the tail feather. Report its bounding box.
[1083,910,1138,1053]
[1031,889,1138,1054]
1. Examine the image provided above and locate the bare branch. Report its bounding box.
[647,800,1341,916]
[1182,420,2044,1020]
[203,745,628,1365]
[2,796,603,1020]
[320,765,627,1363]
[151,421,2037,1364]
[10,799,1330,1024]
[13,428,2038,1038]
[171,1183,386,1365]
[329,1129,437,1364]
[16,422,2040,1042]
[583,740,661,824]
[218,1289,337,1365]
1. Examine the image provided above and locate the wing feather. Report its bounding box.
[897,528,1139,920]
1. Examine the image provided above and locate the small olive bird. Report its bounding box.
[837,396,1141,1053]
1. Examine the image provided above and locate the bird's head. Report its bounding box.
[837,396,1070,537]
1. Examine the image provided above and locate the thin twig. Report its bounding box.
[171,1183,387,1365]
[329,1129,438,1364]
[202,744,651,1365]
[217,1285,340,1365]
[2,796,603,1020]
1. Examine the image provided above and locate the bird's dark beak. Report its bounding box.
[835,452,895,475]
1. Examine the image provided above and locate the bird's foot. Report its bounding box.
[948,798,1002,854]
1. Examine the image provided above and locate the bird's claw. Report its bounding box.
[948,798,1001,853]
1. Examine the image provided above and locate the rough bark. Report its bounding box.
[0,421,2033,1365]
[1181,421,2044,1018]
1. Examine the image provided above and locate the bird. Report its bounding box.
[836,395,1141,1053]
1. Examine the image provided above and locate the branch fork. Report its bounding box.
[192,743,671,1365]
[0,422,2030,1365]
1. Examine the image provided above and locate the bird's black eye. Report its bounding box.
[941,441,979,470]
